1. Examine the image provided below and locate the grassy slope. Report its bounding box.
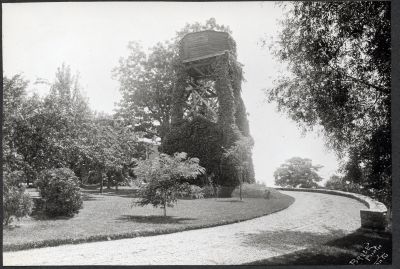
[245,228,392,265]
[3,187,294,251]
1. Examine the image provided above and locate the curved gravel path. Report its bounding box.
[3,191,367,265]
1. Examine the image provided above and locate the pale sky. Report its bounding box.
[2,1,340,186]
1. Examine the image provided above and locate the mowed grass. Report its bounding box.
[3,186,294,251]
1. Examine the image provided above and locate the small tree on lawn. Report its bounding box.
[222,137,254,200]
[133,152,205,216]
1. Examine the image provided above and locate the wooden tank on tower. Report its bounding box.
[180,30,237,78]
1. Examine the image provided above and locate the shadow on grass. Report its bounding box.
[81,193,103,201]
[30,211,74,221]
[81,188,138,199]
[239,226,347,252]
[3,224,21,231]
[216,200,245,203]
[244,228,392,265]
[117,215,196,224]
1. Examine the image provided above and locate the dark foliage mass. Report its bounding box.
[266,2,391,206]
[162,116,224,184]
[3,171,33,225]
[35,168,83,217]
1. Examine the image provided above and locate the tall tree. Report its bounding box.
[38,64,94,178]
[3,74,29,174]
[85,113,143,192]
[264,2,391,205]
[3,74,49,184]
[112,18,232,141]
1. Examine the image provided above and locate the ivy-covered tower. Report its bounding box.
[162,30,255,196]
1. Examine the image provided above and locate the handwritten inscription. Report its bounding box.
[349,242,389,265]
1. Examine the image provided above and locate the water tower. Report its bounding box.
[165,30,255,193]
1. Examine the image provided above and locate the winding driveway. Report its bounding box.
[3,191,367,265]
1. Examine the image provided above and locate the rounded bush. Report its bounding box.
[36,168,83,217]
[3,171,33,225]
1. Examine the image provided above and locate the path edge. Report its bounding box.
[275,187,387,230]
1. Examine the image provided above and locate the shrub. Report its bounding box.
[188,185,205,199]
[36,168,83,217]
[3,171,33,225]
[202,185,216,198]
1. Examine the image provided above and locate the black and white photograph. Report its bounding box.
[2,1,395,266]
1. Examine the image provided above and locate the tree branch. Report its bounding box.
[328,65,390,95]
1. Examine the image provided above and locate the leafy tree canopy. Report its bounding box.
[274,157,323,188]
[3,65,145,187]
[325,174,363,194]
[265,2,391,204]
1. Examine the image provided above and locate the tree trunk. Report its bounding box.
[213,184,218,199]
[240,182,242,201]
[239,169,243,201]
[5,216,11,226]
[107,175,111,189]
[163,192,167,216]
[99,173,104,194]
[115,183,118,192]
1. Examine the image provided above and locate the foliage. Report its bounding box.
[325,174,363,193]
[113,18,232,141]
[2,74,40,182]
[187,185,205,199]
[133,152,205,216]
[222,136,254,199]
[113,18,254,189]
[3,66,94,184]
[35,168,83,217]
[3,171,33,225]
[166,48,254,189]
[274,157,323,188]
[113,41,176,140]
[201,185,216,198]
[2,75,27,174]
[162,116,223,183]
[174,17,232,41]
[231,183,275,199]
[83,113,143,191]
[265,2,391,205]
[3,65,144,191]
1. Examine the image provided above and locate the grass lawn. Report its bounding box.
[3,186,294,251]
[245,228,392,265]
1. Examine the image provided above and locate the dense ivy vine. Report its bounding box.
[163,35,254,193]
